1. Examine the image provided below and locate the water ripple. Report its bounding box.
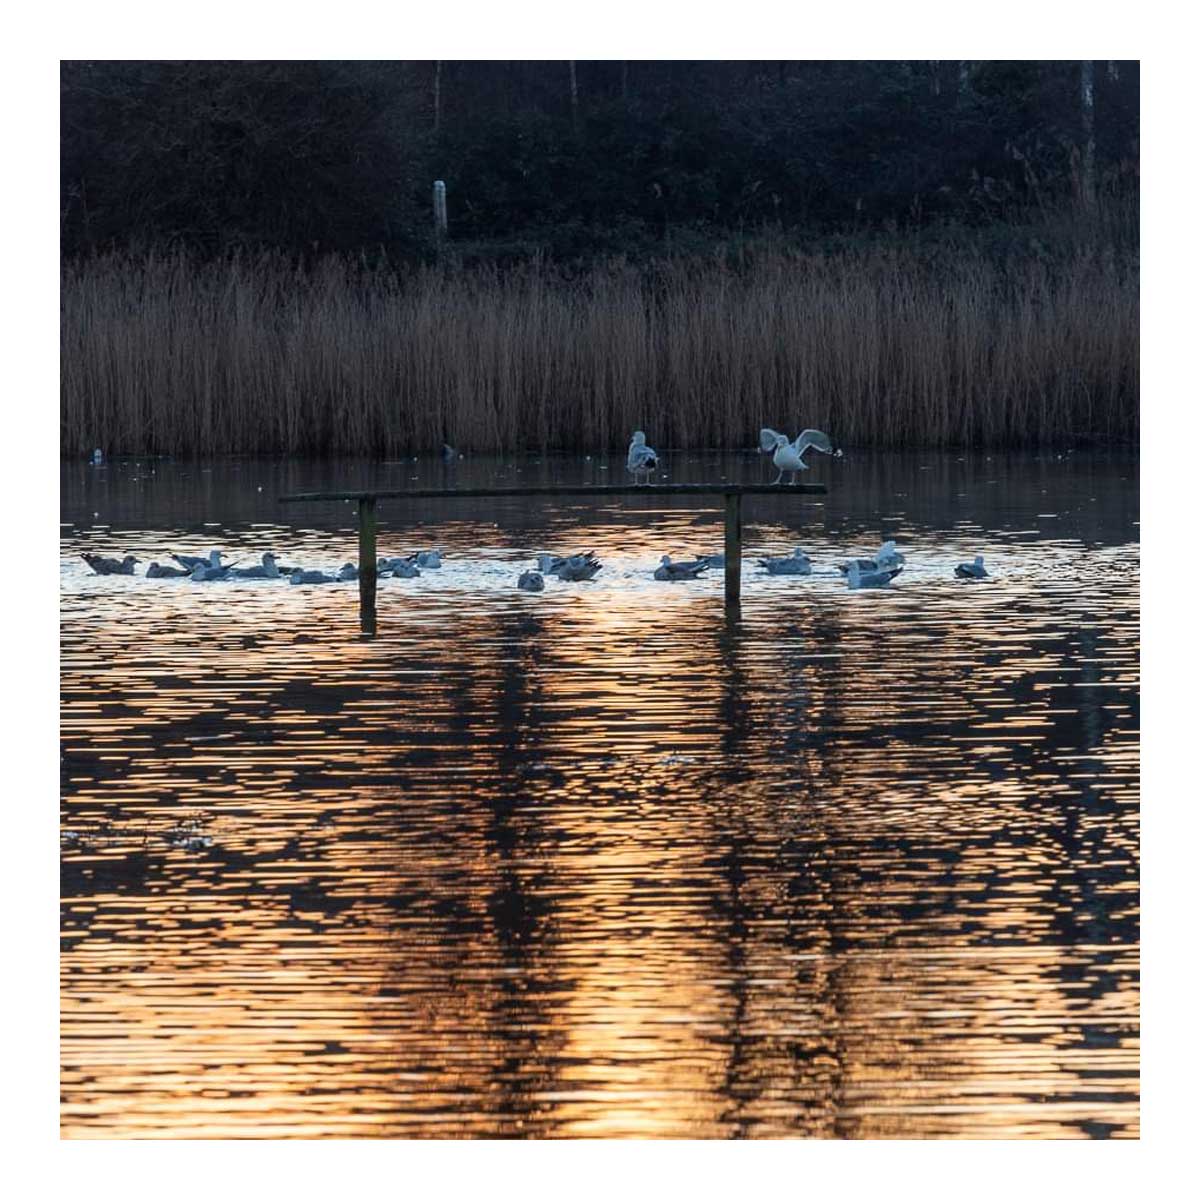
[60,452,1139,1138]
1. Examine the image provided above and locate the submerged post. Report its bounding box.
[724,491,742,606]
[358,497,377,636]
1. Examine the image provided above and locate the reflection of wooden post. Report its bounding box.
[358,497,377,636]
[433,180,447,240]
[724,492,742,607]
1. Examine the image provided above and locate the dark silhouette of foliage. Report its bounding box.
[61,60,1139,264]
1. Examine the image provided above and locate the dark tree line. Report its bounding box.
[61,60,1139,263]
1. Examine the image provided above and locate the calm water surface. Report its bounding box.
[60,450,1139,1138]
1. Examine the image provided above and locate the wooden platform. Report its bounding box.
[279,483,828,633]
[280,483,827,501]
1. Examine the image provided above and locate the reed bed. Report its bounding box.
[61,239,1138,456]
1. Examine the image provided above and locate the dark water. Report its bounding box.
[60,450,1139,1138]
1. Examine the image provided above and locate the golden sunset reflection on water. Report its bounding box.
[61,452,1138,1138]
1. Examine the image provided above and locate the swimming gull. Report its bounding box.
[172,549,229,572]
[654,554,710,581]
[872,540,905,570]
[393,550,442,570]
[955,555,989,579]
[626,430,659,485]
[230,552,283,579]
[555,554,603,582]
[758,548,813,575]
[846,562,903,590]
[336,562,359,582]
[837,541,905,575]
[537,551,599,577]
[145,561,190,578]
[517,570,545,592]
[81,553,139,576]
[189,561,238,581]
[288,568,338,585]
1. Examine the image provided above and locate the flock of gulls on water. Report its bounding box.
[80,548,444,584]
[78,428,991,591]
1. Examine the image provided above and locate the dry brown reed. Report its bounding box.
[61,238,1138,456]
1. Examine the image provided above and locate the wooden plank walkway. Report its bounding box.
[279,483,827,634]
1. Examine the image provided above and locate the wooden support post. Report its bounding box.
[358,496,377,636]
[724,491,742,607]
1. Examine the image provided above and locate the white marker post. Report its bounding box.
[433,180,447,240]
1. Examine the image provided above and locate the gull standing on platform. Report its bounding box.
[762,429,838,485]
[627,431,659,485]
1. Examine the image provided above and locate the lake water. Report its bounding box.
[60,450,1139,1138]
